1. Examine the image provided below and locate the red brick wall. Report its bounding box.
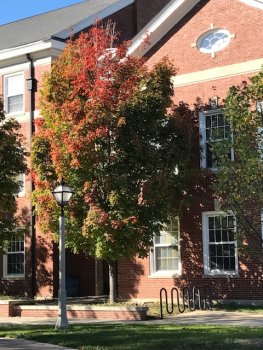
[117,0,263,301]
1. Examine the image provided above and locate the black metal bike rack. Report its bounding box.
[159,285,212,319]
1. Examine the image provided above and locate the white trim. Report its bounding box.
[128,0,201,57]
[239,0,263,10]
[202,211,238,276]
[56,0,134,39]
[172,58,263,87]
[0,62,29,75]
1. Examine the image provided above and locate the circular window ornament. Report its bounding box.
[197,29,231,53]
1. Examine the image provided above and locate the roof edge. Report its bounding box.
[239,0,263,10]
[128,0,201,57]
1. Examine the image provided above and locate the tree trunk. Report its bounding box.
[108,260,117,304]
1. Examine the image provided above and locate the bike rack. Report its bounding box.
[160,285,212,319]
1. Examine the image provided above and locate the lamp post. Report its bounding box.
[52,179,73,330]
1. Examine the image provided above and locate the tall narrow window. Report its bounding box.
[4,235,25,278]
[4,73,24,115]
[202,212,238,275]
[199,111,233,169]
[15,173,25,197]
[150,217,181,276]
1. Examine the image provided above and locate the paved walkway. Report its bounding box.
[0,311,263,349]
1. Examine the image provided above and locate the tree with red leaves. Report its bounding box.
[32,21,202,302]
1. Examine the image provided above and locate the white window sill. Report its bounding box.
[6,112,25,118]
[17,192,25,198]
[202,273,239,278]
[2,276,25,280]
[148,273,182,279]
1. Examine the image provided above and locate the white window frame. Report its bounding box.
[199,110,234,171]
[3,234,25,278]
[202,211,238,276]
[4,72,25,116]
[150,218,181,277]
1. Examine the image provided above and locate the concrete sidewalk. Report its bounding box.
[0,311,263,349]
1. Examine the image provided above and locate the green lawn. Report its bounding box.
[1,324,263,350]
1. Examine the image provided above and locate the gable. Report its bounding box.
[137,0,263,107]
[129,0,263,57]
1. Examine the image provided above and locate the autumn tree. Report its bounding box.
[32,22,203,302]
[212,68,263,258]
[0,97,27,251]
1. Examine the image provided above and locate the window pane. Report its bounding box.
[8,95,23,114]
[209,217,214,229]
[156,247,178,271]
[7,74,23,95]
[209,230,215,242]
[228,229,235,241]
[215,229,221,242]
[7,253,24,274]
[222,229,228,241]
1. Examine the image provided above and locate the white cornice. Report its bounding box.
[55,0,134,39]
[128,0,201,57]
[0,39,65,66]
[239,0,263,10]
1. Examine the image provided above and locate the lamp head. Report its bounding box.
[52,180,73,207]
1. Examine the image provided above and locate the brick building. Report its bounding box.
[1,0,263,302]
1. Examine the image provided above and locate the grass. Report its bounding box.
[214,303,263,313]
[0,324,263,349]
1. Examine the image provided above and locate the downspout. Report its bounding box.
[26,53,36,298]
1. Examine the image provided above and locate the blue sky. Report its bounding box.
[0,0,85,25]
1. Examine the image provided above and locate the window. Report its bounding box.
[3,235,25,278]
[199,111,234,169]
[197,29,231,54]
[4,73,24,115]
[15,173,25,197]
[202,212,238,275]
[150,217,181,276]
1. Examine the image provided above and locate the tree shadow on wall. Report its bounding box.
[117,257,145,300]
[33,234,54,296]
[170,99,263,302]
[0,206,53,297]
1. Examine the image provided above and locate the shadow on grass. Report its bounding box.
[0,324,263,350]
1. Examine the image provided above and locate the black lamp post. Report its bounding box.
[52,178,73,330]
